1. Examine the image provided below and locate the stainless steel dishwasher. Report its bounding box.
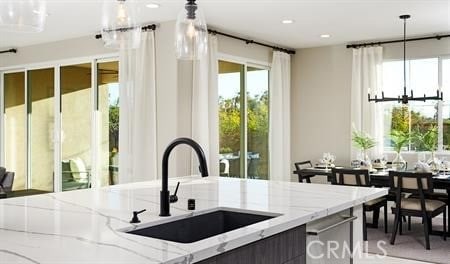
[306,209,357,264]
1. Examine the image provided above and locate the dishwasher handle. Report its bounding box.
[307,215,357,236]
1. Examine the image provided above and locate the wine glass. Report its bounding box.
[322,153,329,170]
[418,152,426,163]
[442,157,448,176]
[380,155,387,172]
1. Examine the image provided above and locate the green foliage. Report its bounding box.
[351,130,376,151]
[109,105,119,133]
[109,98,119,150]
[389,104,438,151]
[219,147,232,153]
[391,106,410,134]
[444,120,450,150]
[412,125,437,152]
[390,130,410,153]
[219,90,269,178]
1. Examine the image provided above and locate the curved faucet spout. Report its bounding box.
[160,137,209,216]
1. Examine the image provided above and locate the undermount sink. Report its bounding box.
[124,208,281,243]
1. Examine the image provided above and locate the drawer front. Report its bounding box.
[197,225,306,264]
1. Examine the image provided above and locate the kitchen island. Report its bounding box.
[0,176,387,263]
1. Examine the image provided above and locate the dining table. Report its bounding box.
[293,166,450,236]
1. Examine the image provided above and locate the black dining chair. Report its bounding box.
[294,161,316,183]
[331,168,388,241]
[389,171,447,250]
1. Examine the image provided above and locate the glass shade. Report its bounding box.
[102,0,141,49]
[0,0,47,32]
[175,4,208,60]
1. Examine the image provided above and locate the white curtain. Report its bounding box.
[350,46,384,159]
[118,31,158,183]
[269,51,291,181]
[191,35,220,176]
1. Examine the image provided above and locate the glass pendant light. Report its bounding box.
[102,0,141,49]
[175,0,208,60]
[0,0,47,32]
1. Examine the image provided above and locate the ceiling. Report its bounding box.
[0,0,449,50]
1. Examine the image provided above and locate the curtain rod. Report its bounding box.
[0,48,17,54]
[346,34,450,49]
[208,29,296,55]
[95,24,157,39]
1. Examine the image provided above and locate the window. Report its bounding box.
[218,60,270,180]
[383,57,450,151]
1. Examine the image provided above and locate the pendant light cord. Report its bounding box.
[403,16,407,96]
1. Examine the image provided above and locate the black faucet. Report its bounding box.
[160,138,209,216]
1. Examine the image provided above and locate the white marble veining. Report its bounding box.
[0,176,387,264]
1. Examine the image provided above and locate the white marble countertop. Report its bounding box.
[0,176,387,264]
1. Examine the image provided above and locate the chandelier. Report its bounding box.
[368,15,443,104]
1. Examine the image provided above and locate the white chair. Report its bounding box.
[69,158,90,184]
[220,159,230,176]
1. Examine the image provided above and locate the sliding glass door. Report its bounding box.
[60,63,92,191]
[29,68,55,191]
[247,66,269,180]
[3,72,26,190]
[97,61,119,186]
[218,61,243,178]
[218,60,270,180]
[1,59,119,192]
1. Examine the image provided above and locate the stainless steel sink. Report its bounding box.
[123,208,281,243]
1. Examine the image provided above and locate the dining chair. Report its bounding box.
[331,168,388,241]
[294,161,316,183]
[389,171,447,250]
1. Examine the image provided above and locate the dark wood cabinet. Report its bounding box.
[196,225,306,264]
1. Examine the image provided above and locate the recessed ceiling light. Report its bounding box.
[281,19,294,24]
[320,34,331,38]
[146,3,160,8]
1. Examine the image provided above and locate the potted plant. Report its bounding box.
[412,125,438,172]
[352,129,376,168]
[390,129,410,170]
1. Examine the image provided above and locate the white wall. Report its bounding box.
[291,38,450,171]
[0,21,273,181]
[291,45,353,168]
[0,36,115,68]
[384,38,450,60]
[216,34,272,64]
